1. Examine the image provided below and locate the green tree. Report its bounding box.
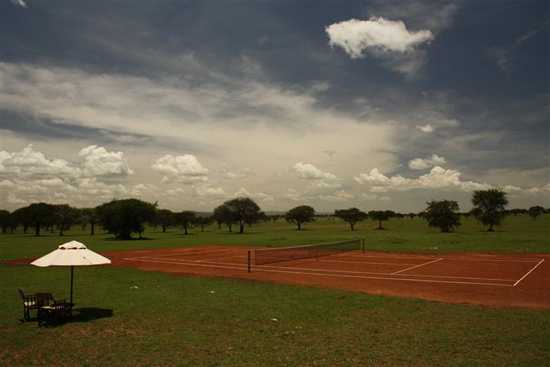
[79,208,99,235]
[368,210,394,230]
[96,199,157,239]
[12,207,30,234]
[528,206,545,220]
[53,204,79,236]
[177,211,196,235]
[471,189,508,232]
[213,204,237,232]
[157,209,176,232]
[224,197,263,234]
[20,203,55,236]
[423,200,461,233]
[285,205,315,231]
[195,215,214,232]
[334,208,367,231]
[0,210,10,233]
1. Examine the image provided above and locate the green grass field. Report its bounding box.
[1,215,549,366]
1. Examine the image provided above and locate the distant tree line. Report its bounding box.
[0,189,547,239]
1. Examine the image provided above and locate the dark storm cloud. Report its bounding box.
[0,0,548,210]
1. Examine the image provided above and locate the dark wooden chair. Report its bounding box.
[37,300,74,326]
[18,289,53,322]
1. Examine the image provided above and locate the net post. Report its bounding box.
[247,250,251,273]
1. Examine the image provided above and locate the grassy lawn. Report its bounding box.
[1,214,549,366]
[1,214,549,261]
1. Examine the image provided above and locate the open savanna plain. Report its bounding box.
[1,215,550,366]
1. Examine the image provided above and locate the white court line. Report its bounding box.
[513,259,545,287]
[122,256,513,287]
[125,256,517,282]
[392,258,444,275]
[335,252,541,263]
[190,258,516,282]
[318,259,418,266]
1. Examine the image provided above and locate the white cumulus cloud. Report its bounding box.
[293,162,336,180]
[152,154,209,184]
[326,17,433,57]
[79,145,133,177]
[416,124,434,133]
[355,166,492,192]
[408,154,446,170]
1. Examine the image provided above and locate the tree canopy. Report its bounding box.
[213,204,238,232]
[177,211,196,235]
[285,205,315,231]
[368,210,394,230]
[157,209,176,232]
[53,204,79,236]
[335,208,367,231]
[223,197,263,234]
[471,189,508,232]
[528,206,545,220]
[96,199,157,239]
[423,200,461,233]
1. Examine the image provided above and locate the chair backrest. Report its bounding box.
[35,293,54,306]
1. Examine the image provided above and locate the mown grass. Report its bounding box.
[1,214,549,366]
[0,214,548,261]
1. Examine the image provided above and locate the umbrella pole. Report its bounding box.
[70,266,74,304]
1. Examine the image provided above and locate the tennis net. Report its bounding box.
[253,239,363,266]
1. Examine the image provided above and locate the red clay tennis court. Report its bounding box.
[106,242,550,309]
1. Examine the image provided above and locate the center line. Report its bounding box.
[392,258,444,275]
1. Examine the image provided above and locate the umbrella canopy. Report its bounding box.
[31,241,111,304]
[31,241,110,267]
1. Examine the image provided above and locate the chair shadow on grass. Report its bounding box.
[71,307,114,323]
[34,307,113,327]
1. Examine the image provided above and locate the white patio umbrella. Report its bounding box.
[31,240,111,304]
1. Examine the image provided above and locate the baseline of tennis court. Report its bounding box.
[107,245,550,309]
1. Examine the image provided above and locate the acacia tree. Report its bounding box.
[334,208,367,231]
[20,203,55,236]
[79,208,100,235]
[157,209,176,232]
[195,215,214,232]
[96,199,157,239]
[528,206,545,220]
[285,205,315,231]
[53,204,79,236]
[213,204,237,232]
[223,197,263,234]
[368,210,394,230]
[177,211,196,235]
[0,210,10,234]
[423,200,461,233]
[471,189,508,232]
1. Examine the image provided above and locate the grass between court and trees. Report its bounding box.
[1,215,549,366]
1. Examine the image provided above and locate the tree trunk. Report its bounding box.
[350,222,355,231]
[297,222,302,231]
[184,225,188,235]
[488,223,494,232]
[90,222,95,236]
[24,224,28,234]
[59,226,64,236]
[239,221,244,234]
[35,223,40,236]
[378,220,383,230]
[162,225,167,233]
[201,224,205,232]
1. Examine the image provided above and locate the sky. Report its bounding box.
[0,0,548,212]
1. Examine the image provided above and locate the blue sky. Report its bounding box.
[0,0,548,211]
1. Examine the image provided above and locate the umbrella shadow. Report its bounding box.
[71,307,114,323]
